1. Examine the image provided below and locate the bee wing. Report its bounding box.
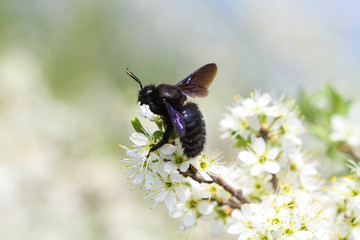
[175,63,217,98]
[164,101,186,137]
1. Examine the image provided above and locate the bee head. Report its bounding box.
[138,85,155,105]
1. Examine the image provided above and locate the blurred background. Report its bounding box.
[1,0,359,239]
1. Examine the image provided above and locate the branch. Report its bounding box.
[179,169,249,205]
[259,127,279,193]
[339,144,360,162]
[179,168,213,184]
[271,174,278,192]
[208,173,249,204]
[207,198,242,209]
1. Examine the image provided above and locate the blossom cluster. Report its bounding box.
[120,89,360,239]
[120,105,226,224]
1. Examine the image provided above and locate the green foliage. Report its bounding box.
[298,85,354,165]
[233,134,248,148]
[131,117,147,135]
[298,85,351,126]
[153,131,163,141]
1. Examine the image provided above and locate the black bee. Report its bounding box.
[127,63,217,158]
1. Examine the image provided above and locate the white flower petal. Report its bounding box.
[241,204,254,217]
[258,93,272,107]
[165,192,176,213]
[232,106,249,118]
[220,117,237,129]
[211,220,224,237]
[292,230,313,240]
[267,148,280,160]
[250,164,263,176]
[179,162,190,172]
[253,138,266,155]
[231,209,244,220]
[329,132,343,142]
[264,106,280,117]
[155,190,168,203]
[198,201,214,215]
[200,171,212,181]
[164,162,177,173]
[243,98,255,109]
[159,144,177,155]
[330,114,345,131]
[228,223,245,235]
[130,133,149,146]
[170,173,183,183]
[238,151,257,164]
[144,173,156,190]
[183,212,196,227]
[174,186,186,203]
[265,161,280,174]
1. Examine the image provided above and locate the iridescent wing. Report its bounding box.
[164,101,186,137]
[175,63,217,98]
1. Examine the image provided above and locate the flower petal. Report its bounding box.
[250,164,263,176]
[228,223,245,235]
[170,172,183,183]
[253,138,266,155]
[159,144,177,155]
[130,133,149,146]
[164,161,177,173]
[179,162,190,172]
[265,161,280,174]
[211,220,224,237]
[198,201,214,215]
[264,106,280,117]
[267,148,280,160]
[258,93,272,107]
[183,212,196,227]
[200,171,212,181]
[238,151,257,164]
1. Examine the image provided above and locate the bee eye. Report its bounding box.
[144,89,153,96]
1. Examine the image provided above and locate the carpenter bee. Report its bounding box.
[127,63,217,158]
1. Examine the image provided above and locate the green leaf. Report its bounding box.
[298,85,351,142]
[131,117,146,135]
[327,86,351,116]
[234,135,248,148]
[153,131,163,141]
[308,124,330,141]
[155,120,164,131]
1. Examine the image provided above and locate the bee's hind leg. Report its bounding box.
[147,124,174,157]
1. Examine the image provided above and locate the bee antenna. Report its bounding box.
[127,68,143,89]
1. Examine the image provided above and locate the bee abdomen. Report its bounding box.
[180,102,206,158]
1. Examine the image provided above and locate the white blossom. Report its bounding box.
[121,90,360,239]
[146,172,186,214]
[330,102,360,147]
[137,104,157,121]
[238,137,281,176]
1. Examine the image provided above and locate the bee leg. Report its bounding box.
[147,124,174,157]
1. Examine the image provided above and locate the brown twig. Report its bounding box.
[271,174,278,192]
[180,168,213,184]
[179,169,249,206]
[208,173,249,204]
[207,198,242,209]
[259,127,279,193]
[339,144,360,162]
